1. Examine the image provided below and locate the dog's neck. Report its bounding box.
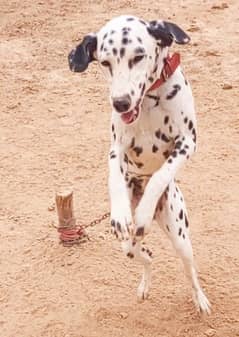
[147,48,180,93]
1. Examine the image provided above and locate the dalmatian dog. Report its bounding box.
[68,15,211,314]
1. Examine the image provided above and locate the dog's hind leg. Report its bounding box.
[155,180,211,314]
[121,239,152,301]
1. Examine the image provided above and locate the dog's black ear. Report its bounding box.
[68,34,97,72]
[147,21,190,46]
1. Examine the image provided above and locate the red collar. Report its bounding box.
[147,52,180,92]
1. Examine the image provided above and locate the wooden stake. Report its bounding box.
[55,188,76,229]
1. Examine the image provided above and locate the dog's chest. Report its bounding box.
[124,107,175,174]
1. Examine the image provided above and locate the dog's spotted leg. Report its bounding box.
[134,133,196,241]
[121,239,152,301]
[156,180,211,314]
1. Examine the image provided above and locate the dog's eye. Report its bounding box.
[101,60,111,67]
[133,55,145,64]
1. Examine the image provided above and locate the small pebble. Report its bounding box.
[48,204,55,211]
[222,83,233,90]
[119,312,128,319]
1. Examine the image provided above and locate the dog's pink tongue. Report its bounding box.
[121,111,134,124]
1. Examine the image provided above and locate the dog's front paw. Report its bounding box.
[110,208,134,241]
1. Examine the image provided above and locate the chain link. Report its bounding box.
[83,211,110,228]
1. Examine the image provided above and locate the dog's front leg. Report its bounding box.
[134,134,196,240]
[109,144,133,241]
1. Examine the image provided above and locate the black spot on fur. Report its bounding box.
[131,90,135,96]
[103,33,108,40]
[179,209,183,220]
[169,125,173,133]
[128,59,133,69]
[161,133,170,143]
[185,215,189,228]
[110,150,116,159]
[155,129,161,138]
[130,137,135,148]
[148,76,154,82]
[179,149,187,155]
[111,219,115,227]
[175,141,182,150]
[135,162,144,168]
[124,153,128,164]
[126,17,135,21]
[111,124,114,132]
[120,47,125,58]
[178,227,182,236]
[146,248,153,257]
[136,226,144,237]
[192,129,197,142]
[164,116,169,125]
[137,37,143,44]
[129,177,144,196]
[122,38,128,45]
[152,144,158,153]
[127,252,134,258]
[116,222,121,232]
[108,39,113,45]
[133,146,143,157]
[166,84,181,100]
[120,166,124,174]
[135,47,145,54]
[112,48,117,56]
[188,120,193,130]
[168,158,173,163]
[163,150,170,159]
[166,225,170,232]
[171,150,177,158]
[184,117,188,124]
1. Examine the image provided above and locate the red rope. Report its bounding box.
[58,226,85,245]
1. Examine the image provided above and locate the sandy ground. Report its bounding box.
[0,1,239,336]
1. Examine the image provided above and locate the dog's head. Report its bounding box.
[69,15,190,124]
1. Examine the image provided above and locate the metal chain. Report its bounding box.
[83,211,110,228]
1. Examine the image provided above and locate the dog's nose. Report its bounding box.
[113,95,131,113]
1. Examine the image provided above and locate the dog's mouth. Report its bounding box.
[121,103,140,124]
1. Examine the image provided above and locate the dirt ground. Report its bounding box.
[0,1,239,336]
